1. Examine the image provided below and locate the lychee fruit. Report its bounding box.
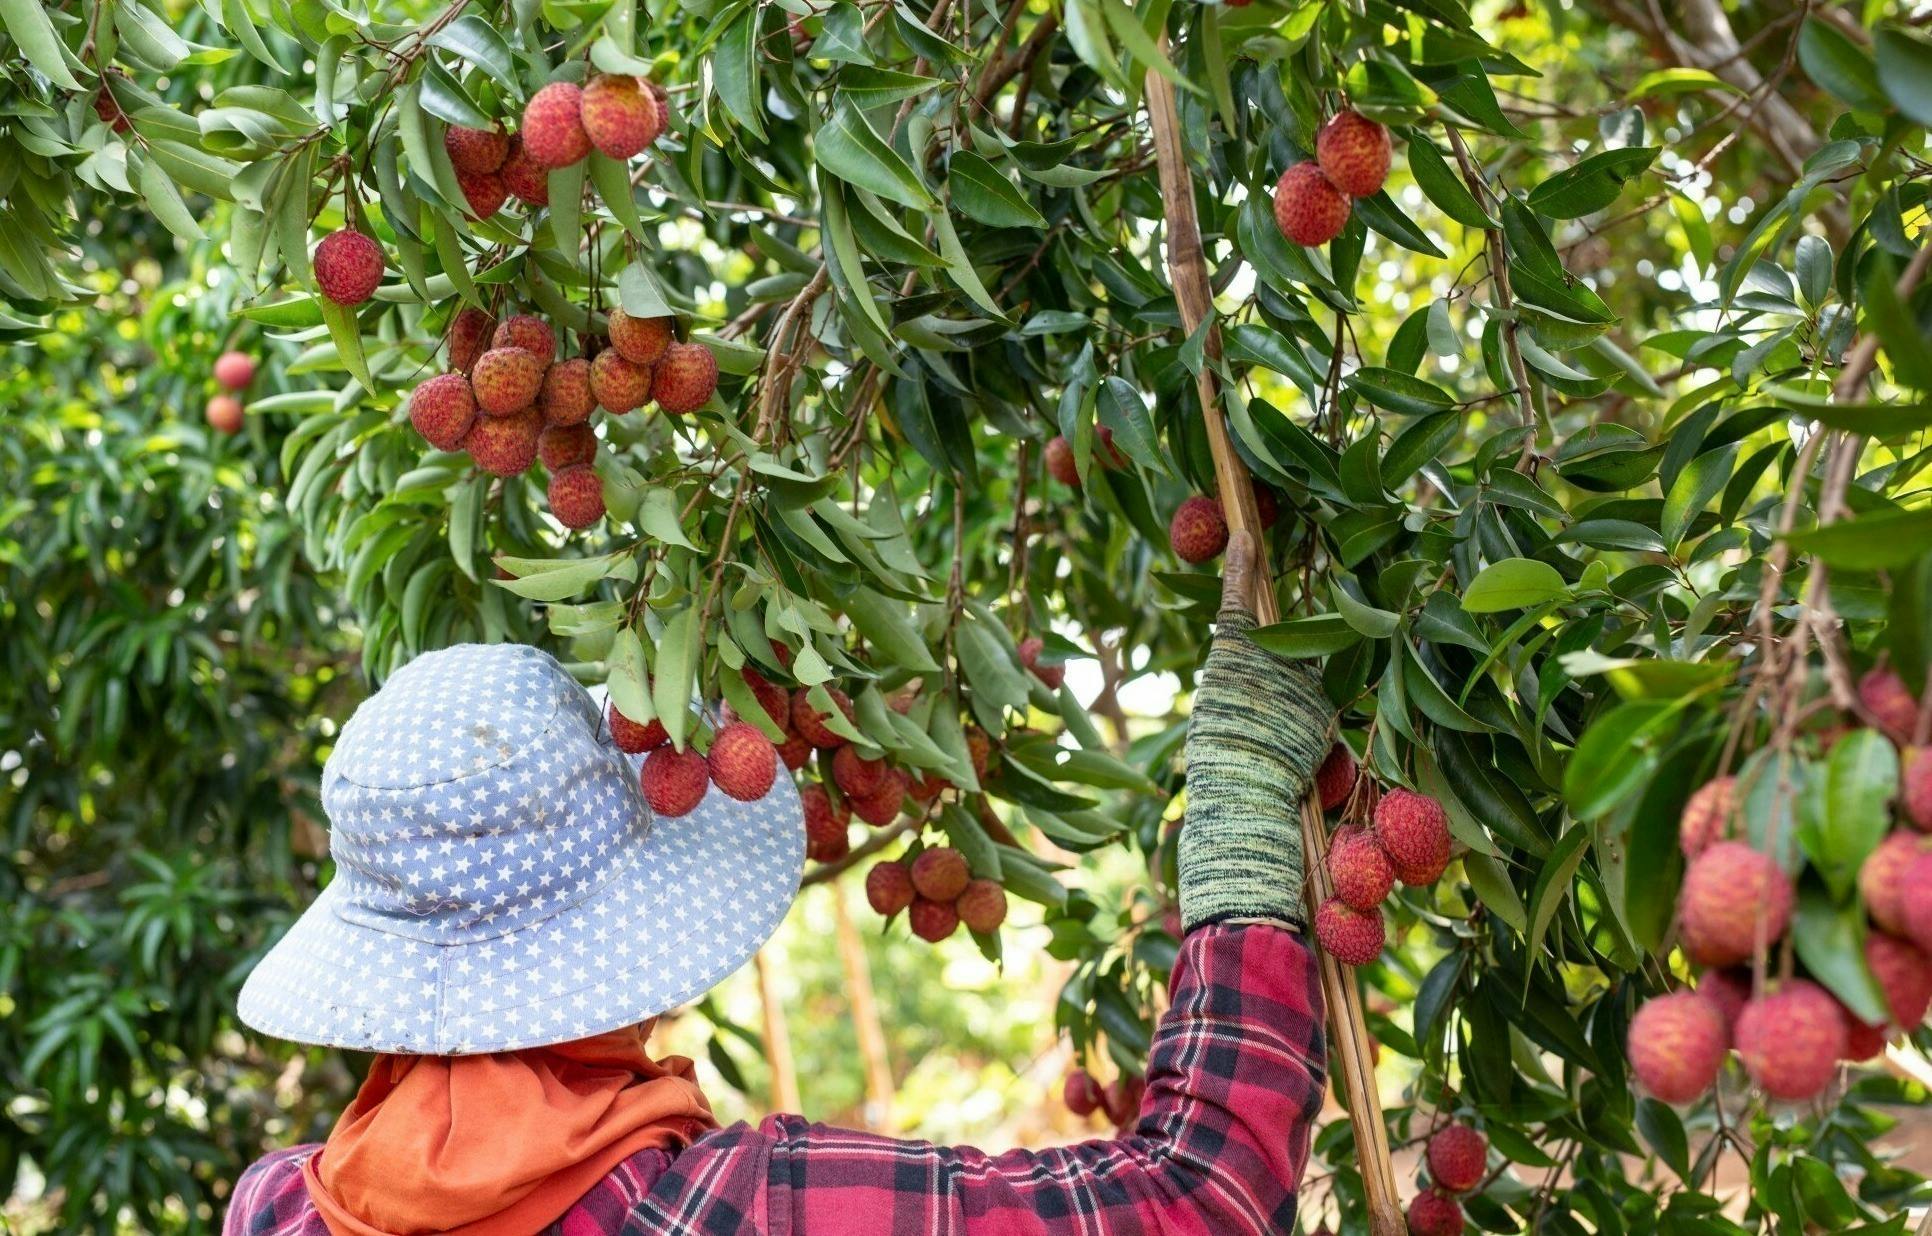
[500,138,550,206]
[641,81,670,145]
[1859,668,1917,744]
[1373,788,1452,886]
[1861,831,1924,935]
[313,229,383,305]
[1734,979,1848,1100]
[520,81,591,168]
[739,668,790,730]
[1425,1124,1487,1193]
[850,768,908,826]
[707,722,777,801]
[214,350,255,390]
[1867,930,1932,1029]
[1095,425,1127,469]
[864,859,913,913]
[1627,990,1727,1103]
[608,307,674,365]
[831,746,886,797]
[803,782,851,837]
[1062,1069,1103,1117]
[1273,163,1351,248]
[956,879,1008,933]
[910,846,970,901]
[448,307,495,374]
[205,396,244,434]
[791,687,854,748]
[1677,840,1794,967]
[1252,484,1279,529]
[493,314,557,367]
[1406,1189,1464,1236]
[1168,495,1228,563]
[777,731,813,771]
[409,373,477,451]
[806,795,852,863]
[1045,435,1079,487]
[1315,742,1357,811]
[1326,827,1394,911]
[458,170,507,218]
[1315,110,1392,197]
[1902,851,1932,954]
[909,896,959,942]
[580,75,659,160]
[640,745,709,817]
[1103,1076,1144,1128]
[609,704,667,754]
[1019,637,1064,689]
[1698,967,1751,1039]
[651,341,719,413]
[444,123,509,174]
[1314,896,1384,966]
[547,465,605,529]
[965,728,992,780]
[93,82,130,133]
[462,406,542,476]
[470,347,544,415]
[538,357,595,426]
[1904,748,1932,831]
[590,349,652,414]
[1844,1014,1887,1062]
[1679,775,1736,858]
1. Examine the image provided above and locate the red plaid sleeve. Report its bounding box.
[626,922,1327,1235]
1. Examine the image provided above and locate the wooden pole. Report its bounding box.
[1144,57,1406,1236]
[832,882,900,1132]
[754,950,802,1112]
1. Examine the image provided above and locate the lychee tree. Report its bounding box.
[6,0,1932,1230]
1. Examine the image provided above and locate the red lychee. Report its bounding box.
[205,396,244,434]
[1096,425,1127,469]
[214,350,255,391]
[1844,1015,1887,1062]
[1062,1069,1103,1117]
[707,722,777,801]
[580,75,659,160]
[520,81,590,168]
[547,465,605,529]
[806,793,852,862]
[1677,840,1794,967]
[1734,979,1848,1100]
[448,307,495,374]
[609,704,667,754]
[471,347,544,415]
[1373,788,1452,886]
[739,668,790,730]
[1902,851,1932,954]
[591,349,652,414]
[313,229,383,305]
[608,307,674,365]
[1019,637,1065,689]
[1859,669,1917,744]
[1679,775,1736,858]
[1045,435,1080,487]
[1168,495,1228,563]
[462,405,542,476]
[909,770,948,803]
[1867,930,1932,1029]
[539,357,595,426]
[803,782,851,837]
[458,170,507,218]
[791,687,855,748]
[1252,484,1279,529]
[831,746,886,797]
[1314,896,1384,966]
[1315,742,1357,811]
[444,123,509,174]
[493,314,557,367]
[1627,990,1727,1103]
[956,879,1008,933]
[501,138,550,206]
[1699,967,1751,1039]
[651,342,719,414]
[1315,110,1392,197]
[1406,1189,1464,1236]
[910,846,970,901]
[1861,831,1925,935]
[1327,827,1395,911]
[777,731,813,771]
[851,768,908,826]
[1904,748,1932,832]
[909,896,959,942]
[409,373,477,451]
[1272,162,1350,248]
[1425,1124,1487,1194]
[864,859,913,913]
[94,82,130,133]
[1103,1076,1144,1128]
[965,728,992,781]
[642,81,670,145]
[640,745,709,817]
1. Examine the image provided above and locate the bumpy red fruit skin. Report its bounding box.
[1426,1124,1487,1193]
[470,347,544,415]
[851,769,908,826]
[1103,1076,1144,1129]
[1699,967,1751,1039]
[1062,1070,1103,1117]
[609,704,667,754]
[409,373,477,451]
[580,75,656,160]
[740,668,790,729]
[608,308,674,365]
[590,350,652,414]
[521,81,591,168]
[449,308,496,374]
[1168,495,1229,563]
[806,796,852,862]
[777,732,812,771]
[214,351,255,391]
[1252,484,1278,529]
[1019,637,1065,689]
[458,170,507,218]
[1315,742,1357,811]
[493,314,557,367]
[1859,669,1917,744]
[910,846,970,901]
[1316,110,1393,196]
[205,396,244,434]
[642,82,670,145]
[314,230,383,305]
[864,860,914,914]
[956,879,1008,933]
[1735,979,1849,1100]
[1314,897,1384,966]
[802,783,851,833]
[463,406,542,476]
[831,746,886,797]
[909,770,947,803]
[1903,748,1932,832]
[1868,930,1932,1028]
[1862,832,1924,935]
[1273,162,1351,247]
[538,358,595,426]
[1406,1189,1464,1236]
[1327,827,1395,911]
[707,722,777,801]
[791,687,854,748]
[444,124,509,174]
[1844,1016,1887,1062]
[1903,852,1932,954]
[908,897,959,942]
[966,729,992,781]
[652,342,720,414]
[1374,788,1452,885]
[1045,436,1080,487]
[500,139,549,206]
[1679,775,1736,858]
[1627,990,1726,1103]
[547,465,605,529]
[640,746,709,817]
[1678,840,1794,967]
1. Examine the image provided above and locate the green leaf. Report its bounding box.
[1527,826,1591,961]
[714,6,767,140]
[1460,558,1568,613]
[652,607,701,750]
[1627,67,1741,100]
[1523,147,1658,219]
[816,103,933,209]
[0,0,83,88]
[1247,614,1362,657]
[947,151,1046,228]
[1343,367,1455,415]
[1875,25,1932,126]
[1792,889,1889,1026]
[429,15,520,93]
[1406,134,1497,228]
[136,157,205,242]
[1660,443,1736,549]
[1786,506,1932,570]
[318,299,374,390]
[1097,0,1190,92]
[1798,18,1887,112]
[1810,729,1898,901]
[839,67,942,109]
[843,588,942,672]
[606,628,654,723]
[491,553,630,601]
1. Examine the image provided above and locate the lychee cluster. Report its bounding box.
[442,73,669,221]
[1271,110,1391,249]
[864,846,1006,942]
[1312,786,1451,968]
[1043,427,1126,489]
[1059,1066,1142,1131]
[205,347,255,434]
[609,700,779,818]
[1402,1121,1484,1233]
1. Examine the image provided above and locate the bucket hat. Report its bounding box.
[238,642,804,1055]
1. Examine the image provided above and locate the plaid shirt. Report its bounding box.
[225,923,1325,1235]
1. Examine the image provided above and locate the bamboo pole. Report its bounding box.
[831,882,900,1132]
[754,950,802,1112]
[1144,58,1406,1236]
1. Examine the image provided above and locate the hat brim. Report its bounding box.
[239,771,803,1055]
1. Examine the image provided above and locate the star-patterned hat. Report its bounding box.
[238,642,804,1055]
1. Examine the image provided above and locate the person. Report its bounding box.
[224,531,1334,1236]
